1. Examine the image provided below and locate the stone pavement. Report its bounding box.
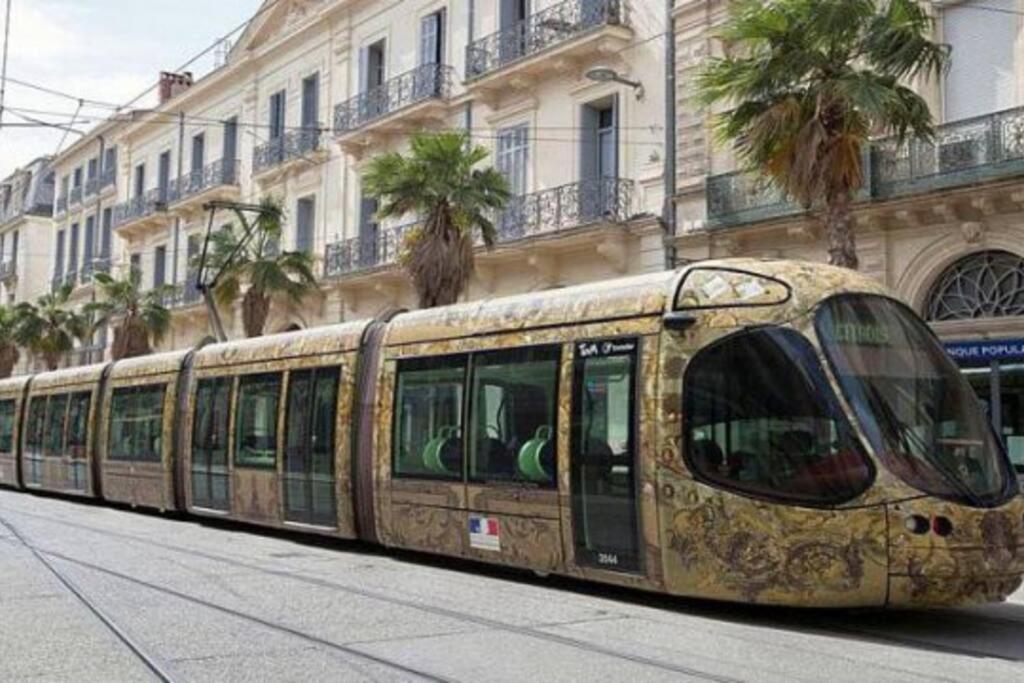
[0,489,1021,682]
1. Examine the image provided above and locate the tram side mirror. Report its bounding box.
[663,311,698,332]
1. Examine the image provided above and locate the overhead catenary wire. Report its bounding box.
[0,0,12,144]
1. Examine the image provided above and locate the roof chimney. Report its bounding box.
[159,71,194,104]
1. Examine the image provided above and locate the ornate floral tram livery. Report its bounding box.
[1,259,1021,608]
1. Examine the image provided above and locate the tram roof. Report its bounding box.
[384,258,887,345]
[28,362,108,392]
[0,375,30,397]
[109,349,191,381]
[193,320,371,370]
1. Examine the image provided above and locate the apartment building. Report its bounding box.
[670,0,1024,468]
[49,118,125,365]
[51,0,666,355]
[0,157,54,307]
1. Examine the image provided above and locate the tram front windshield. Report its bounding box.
[816,295,1017,507]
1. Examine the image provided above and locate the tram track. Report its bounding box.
[5,505,746,683]
[10,502,1024,672]
[0,511,179,683]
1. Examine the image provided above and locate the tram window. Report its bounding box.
[284,366,339,523]
[684,328,872,504]
[43,394,69,456]
[235,373,281,469]
[0,400,15,454]
[193,377,231,457]
[25,398,45,451]
[393,357,465,480]
[67,392,91,458]
[109,385,165,462]
[469,346,559,486]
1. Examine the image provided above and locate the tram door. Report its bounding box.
[570,339,641,572]
[192,377,231,511]
[283,366,339,527]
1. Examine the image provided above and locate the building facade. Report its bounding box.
[670,0,1024,470]
[0,157,54,310]
[49,0,668,360]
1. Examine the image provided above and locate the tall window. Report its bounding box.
[191,133,205,174]
[153,245,167,288]
[361,40,387,93]
[55,229,66,277]
[158,151,172,201]
[87,157,98,182]
[296,196,315,254]
[420,10,446,65]
[72,167,82,190]
[302,73,320,131]
[469,346,559,486]
[943,1,1020,121]
[134,164,146,198]
[235,373,282,469]
[101,209,112,257]
[68,223,80,274]
[103,146,117,175]
[496,124,529,195]
[222,118,239,174]
[269,91,286,140]
[393,357,466,479]
[129,253,142,284]
[84,216,96,265]
[109,385,165,462]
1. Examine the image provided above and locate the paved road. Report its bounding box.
[0,490,1021,682]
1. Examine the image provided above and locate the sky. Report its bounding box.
[0,0,261,178]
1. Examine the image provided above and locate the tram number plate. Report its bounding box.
[597,552,620,567]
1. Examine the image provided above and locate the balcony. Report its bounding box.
[113,188,170,237]
[168,159,240,214]
[80,257,111,285]
[872,106,1024,199]
[705,171,803,229]
[0,260,16,283]
[253,130,326,182]
[323,178,634,280]
[100,166,117,192]
[324,222,417,279]
[157,280,203,310]
[85,176,100,198]
[334,64,454,155]
[55,194,68,216]
[465,0,631,95]
[69,186,83,207]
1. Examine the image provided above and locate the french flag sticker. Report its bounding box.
[469,515,501,551]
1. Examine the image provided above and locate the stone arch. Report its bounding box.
[895,229,1024,315]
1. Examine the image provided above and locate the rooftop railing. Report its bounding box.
[334,64,454,134]
[253,130,322,175]
[466,0,626,80]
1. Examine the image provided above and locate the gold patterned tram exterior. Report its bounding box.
[1,258,1021,608]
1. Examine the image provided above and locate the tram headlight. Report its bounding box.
[931,516,954,537]
[904,514,930,535]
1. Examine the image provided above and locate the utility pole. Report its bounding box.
[0,0,13,144]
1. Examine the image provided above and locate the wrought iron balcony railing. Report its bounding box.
[169,158,240,204]
[69,186,83,206]
[113,187,167,228]
[324,222,417,279]
[85,176,100,197]
[466,0,625,80]
[872,105,1024,198]
[55,194,68,216]
[705,170,801,228]
[156,280,203,309]
[323,178,633,279]
[80,257,111,284]
[493,177,633,241]
[334,64,454,135]
[253,130,322,175]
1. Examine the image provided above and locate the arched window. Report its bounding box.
[925,250,1024,321]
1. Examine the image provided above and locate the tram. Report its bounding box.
[1,258,1021,608]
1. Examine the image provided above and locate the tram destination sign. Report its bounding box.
[944,338,1024,366]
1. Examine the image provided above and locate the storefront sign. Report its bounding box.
[944,339,1024,366]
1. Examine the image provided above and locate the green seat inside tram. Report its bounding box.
[422,426,460,474]
[517,426,554,482]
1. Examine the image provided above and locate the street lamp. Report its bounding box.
[585,66,644,99]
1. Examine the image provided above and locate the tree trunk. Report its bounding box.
[242,287,271,337]
[43,350,62,372]
[0,344,18,378]
[405,210,473,309]
[823,192,859,270]
[111,317,152,360]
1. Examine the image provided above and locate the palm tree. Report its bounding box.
[203,196,319,338]
[15,285,91,371]
[86,272,171,360]
[0,306,21,378]
[697,0,949,269]
[363,131,510,308]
